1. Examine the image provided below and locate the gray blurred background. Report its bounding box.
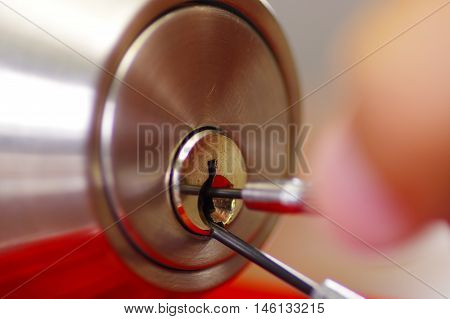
[239,0,450,298]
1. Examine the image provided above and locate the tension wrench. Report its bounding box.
[181,160,363,299]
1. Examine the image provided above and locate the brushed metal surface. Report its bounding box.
[0,0,176,250]
[0,0,300,292]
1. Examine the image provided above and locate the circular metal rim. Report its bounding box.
[92,0,301,292]
[168,126,220,237]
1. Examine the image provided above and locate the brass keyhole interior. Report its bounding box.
[197,159,237,227]
[169,128,247,235]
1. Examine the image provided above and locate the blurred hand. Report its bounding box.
[312,0,450,246]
